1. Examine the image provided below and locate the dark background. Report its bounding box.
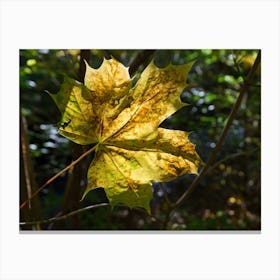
[20,49,261,230]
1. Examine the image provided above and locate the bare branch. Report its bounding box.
[129,50,156,76]
[20,203,109,226]
[20,144,98,209]
[163,50,261,227]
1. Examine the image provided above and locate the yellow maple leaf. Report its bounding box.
[50,57,202,213]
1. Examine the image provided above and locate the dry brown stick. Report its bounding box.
[20,203,162,227]
[20,144,98,209]
[20,203,109,226]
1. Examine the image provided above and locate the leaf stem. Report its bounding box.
[20,144,98,209]
[164,50,261,226]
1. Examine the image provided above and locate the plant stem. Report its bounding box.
[164,50,261,227]
[20,203,109,226]
[20,203,162,227]
[20,144,98,209]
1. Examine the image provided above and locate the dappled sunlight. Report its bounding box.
[20,49,260,230]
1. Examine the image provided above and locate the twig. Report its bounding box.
[163,50,261,227]
[20,202,162,227]
[205,148,258,175]
[20,203,109,226]
[20,144,98,209]
[20,113,41,228]
[129,50,156,76]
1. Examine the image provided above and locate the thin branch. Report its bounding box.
[20,144,98,209]
[20,203,109,226]
[175,50,261,208]
[162,149,258,229]
[165,50,261,223]
[20,202,162,227]
[20,113,41,228]
[205,148,258,175]
[129,50,156,76]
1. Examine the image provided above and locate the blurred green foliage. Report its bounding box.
[20,49,260,230]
